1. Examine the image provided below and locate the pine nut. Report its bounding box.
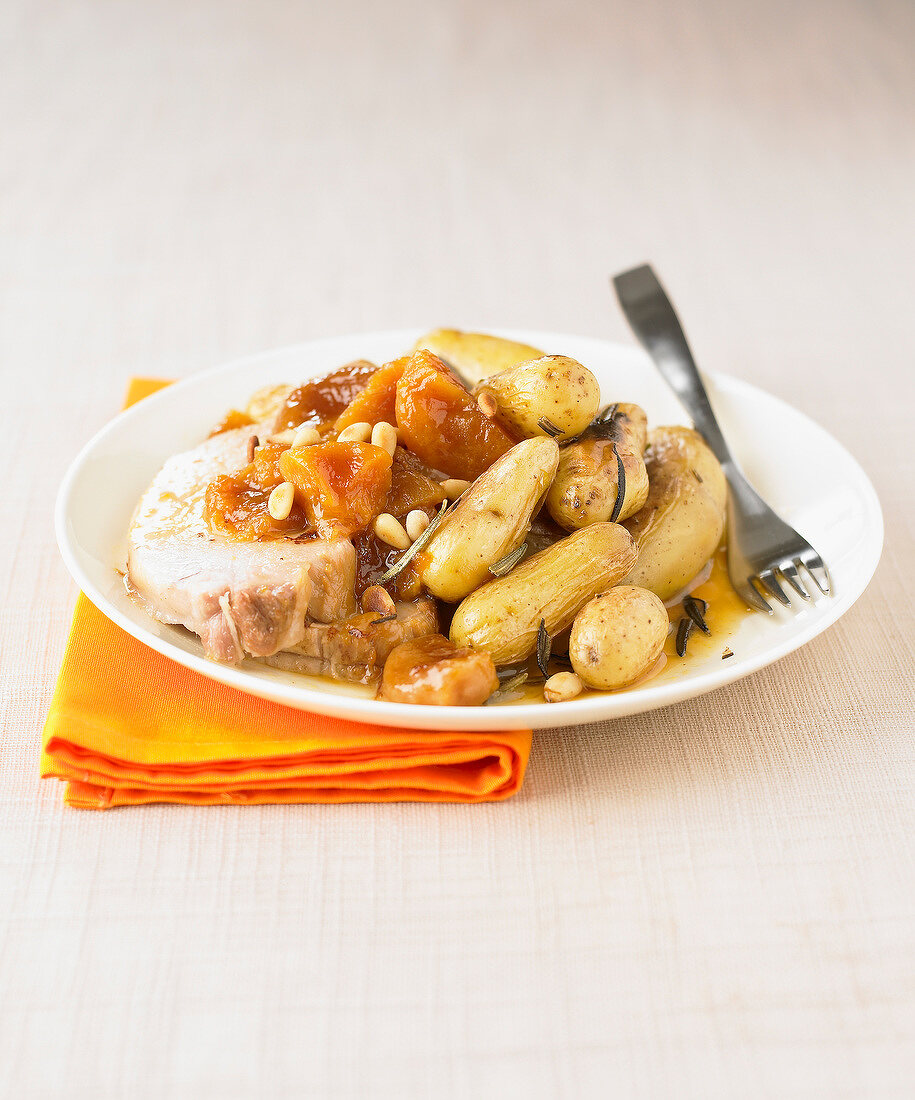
[337,421,372,444]
[361,585,396,616]
[371,421,398,457]
[268,481,295,521]
[477,391,498,419]
[405,509,430,542]
[269,428,297,445]
[246,435,259,464]
[373,512,411,550]
[292,425,321,448]
[543,671,583,703]
[441,478,472,499]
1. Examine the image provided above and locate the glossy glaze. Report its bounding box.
[377,633,498,706]
[273,359,377,432]
[394,350,519,480]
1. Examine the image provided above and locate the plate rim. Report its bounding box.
[55,327,884,731]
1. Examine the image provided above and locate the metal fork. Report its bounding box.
[613,263,831,612]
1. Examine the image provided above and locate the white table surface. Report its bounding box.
[2,1,914,1096]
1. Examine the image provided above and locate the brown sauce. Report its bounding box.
[351,532,424,602]
[663,545,748,665]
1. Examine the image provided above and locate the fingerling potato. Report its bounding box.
[546,402,649,529]
[623,426,727,599]
[413,329,546,388]
[569,586,668,690]
[449,522,637,665]
[420,436,560,602]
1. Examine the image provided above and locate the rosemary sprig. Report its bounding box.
[675,616,694,657]
[486,670,528,703]
[682,595,711,635]
[376,498,449,584]
[370,613,398,626]
[489,543,527,577]
[589,404,628,523]
[608,446,627,523]
[498,671,529,695]
[536,618,551,678]
[537,416,564,438]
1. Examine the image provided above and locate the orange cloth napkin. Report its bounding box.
[41,379,532,809]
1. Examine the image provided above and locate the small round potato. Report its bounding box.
[547,402,649,530]
[474,356,601,441]
[569,586,668,691]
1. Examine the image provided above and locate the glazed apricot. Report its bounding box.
[279,441,392,539]
[205,441,307,540]
[273,359,377,432]
[335,358,406,431]
[377,634,498,706]
[394,350,519,480]
[385,447,446,517]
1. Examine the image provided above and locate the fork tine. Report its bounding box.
[738,578,773,614]
[758,570,791,607]
[799,552,831,596]
[612,270,834,609]
[779,560,811,601]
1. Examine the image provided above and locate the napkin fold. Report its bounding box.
[41,379,532,809]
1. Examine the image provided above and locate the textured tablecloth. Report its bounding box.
[2,1,914,1096]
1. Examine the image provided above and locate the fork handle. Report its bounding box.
[612,265,736,470]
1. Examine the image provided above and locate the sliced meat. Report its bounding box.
[127,424,357,663]
[264,599,438,684]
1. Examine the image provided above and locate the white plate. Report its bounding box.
[56,329,883,731]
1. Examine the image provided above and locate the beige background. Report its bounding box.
[2,1,914,1096]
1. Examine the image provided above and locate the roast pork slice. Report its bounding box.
[127,424,357,663]
[264,599,439,685]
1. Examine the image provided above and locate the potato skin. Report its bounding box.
[474,356,600,441]
[412,329,546,388]
[449,523,637,665]
[569,586,668,691]
[420,436,560,602]
[622,426,727,599]
[546,402,649,530]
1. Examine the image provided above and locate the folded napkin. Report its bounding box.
[41,379,532,809]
